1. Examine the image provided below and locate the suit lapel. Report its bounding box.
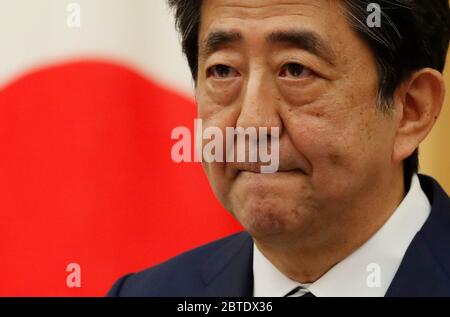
[386,233,450,296]
[386,175,450,296]
[199,232,254,297]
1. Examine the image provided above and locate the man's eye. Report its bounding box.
[279,63,312,79]
[207,65,240,79]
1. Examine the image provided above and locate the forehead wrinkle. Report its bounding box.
[199,0,340,47]
[203,0,333,20]
[199,0,349,70]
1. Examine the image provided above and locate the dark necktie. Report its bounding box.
[284,286,316,297]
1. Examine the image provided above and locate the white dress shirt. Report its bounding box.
[253,174,431,297]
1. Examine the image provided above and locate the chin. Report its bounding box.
[221,173,316,241]
[231,198,312,243]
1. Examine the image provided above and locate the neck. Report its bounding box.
[254,169,407,283]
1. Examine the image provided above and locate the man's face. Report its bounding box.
[196,0,399,244]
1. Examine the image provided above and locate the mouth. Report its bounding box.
[235,169,305,187]
[239,168,304,175]
[237,166,306,178]
[226,162,307,179]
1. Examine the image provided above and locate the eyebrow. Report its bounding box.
[267,30,336,65]
[200,29,336,65]
[200,31,243,58]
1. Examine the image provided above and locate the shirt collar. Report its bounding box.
[253,242,309,297]
[253,174,431,297]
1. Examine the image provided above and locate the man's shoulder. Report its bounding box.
[107,231,251,297]
[419,174,450,213]
[384,174,450,296]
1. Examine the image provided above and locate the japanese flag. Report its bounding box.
[0,0,241,296]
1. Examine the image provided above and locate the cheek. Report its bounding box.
[196,93,241,204]
[196,84,240,125]
[279,80,323,107]
[285,120,361,205]
[284,102,382,181]
[199,78,242,110]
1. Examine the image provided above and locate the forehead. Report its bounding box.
[198,0,374,72]
[200,0,345,33]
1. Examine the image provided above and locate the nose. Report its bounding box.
[236,70,283,137]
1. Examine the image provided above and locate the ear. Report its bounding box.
[392,68,446,164]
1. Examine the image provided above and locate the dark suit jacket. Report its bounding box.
[107,175,450,297]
